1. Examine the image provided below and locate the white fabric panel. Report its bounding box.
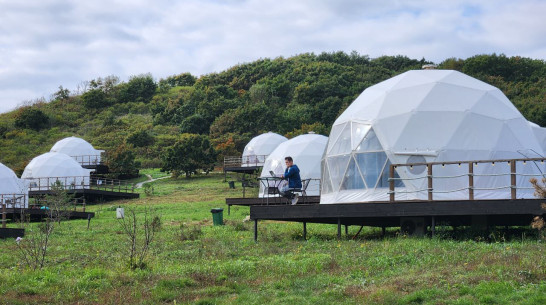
[329,123,352,156]
[351,123,371,151]
[326,155,351,192]
[327,123,347,154]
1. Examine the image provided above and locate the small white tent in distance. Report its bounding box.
[321,69,545,204]
[50,136,104,165]
[242,132,288,167]
[259,133,328,197]
[0,163,28,208]
[21,152,93,190]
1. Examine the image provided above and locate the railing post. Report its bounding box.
[389,165,395,202]
[468,162,474,200]
[510,160,517,199]
[427,164,433,201]
[2,201,6,229]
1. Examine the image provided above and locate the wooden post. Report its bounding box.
[87,214,91,230]
[303,222,307,240]
[427,164,433,201]
[2,202,6,229]
[389,165,395,202]
[254,219,258,242]
[381,226,386,237]
[510,161,517,200]
[337,218,341,239]
[468,162,474,200]
[431,216,435,237]
[345,225,348,236]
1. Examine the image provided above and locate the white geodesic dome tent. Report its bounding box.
[50,136,104,165]
[0,163,28,208]
[21,152,93,190]
[242,132,288,167]
[321,69,545,204]
[259,133,328,197]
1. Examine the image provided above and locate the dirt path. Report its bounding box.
[135,174,171,188]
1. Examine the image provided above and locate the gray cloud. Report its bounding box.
[1,0,545,113]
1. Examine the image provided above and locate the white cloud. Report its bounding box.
[1,0,545,113]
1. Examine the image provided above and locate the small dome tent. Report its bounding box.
[0,163,28,208]
[50,136,104,165]
[321,70,545,204]
[242,132,288,167]
[259,133,328,197]
[22,152,93,190]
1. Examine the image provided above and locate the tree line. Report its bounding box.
[0,52,544,177]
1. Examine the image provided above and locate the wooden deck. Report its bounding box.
[4,208,95,221]
[225,196,320,214]
[249,199,546,241]
[29,189,139,203]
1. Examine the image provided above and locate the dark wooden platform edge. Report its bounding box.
[5,209,95,220]
[249,199,546,241]
[0,228,25,239]
[225,196,320,215]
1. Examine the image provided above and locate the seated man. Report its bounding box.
[279,156,302,205]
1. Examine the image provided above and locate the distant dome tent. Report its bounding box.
[0,163,28,208]
[259,133,328,197]
[21,152,93,190]
[50,136,104,165]
[321,70,545,204]
[242,132,288,167]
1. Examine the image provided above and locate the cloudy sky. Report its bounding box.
[1,0,545,113]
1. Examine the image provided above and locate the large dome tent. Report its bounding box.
[242,132,287,167]
[22,152,93,190]
[0,163,28,208]
[50,136,104,165]
[321,69,545,204]
[259,133,328,197]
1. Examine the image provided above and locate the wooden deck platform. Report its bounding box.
[224,166,260,174]
[249,199,546,241]
[4,208,95,221]
[29,189,139,203]
[225,196,320,214]
[0,228,25,239]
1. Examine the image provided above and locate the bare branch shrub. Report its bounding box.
[529,178,546,239]
[15,219,54,270]
[46,180,75,224]
[118,206,160,269]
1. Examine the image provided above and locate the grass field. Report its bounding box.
[1,173,545,304]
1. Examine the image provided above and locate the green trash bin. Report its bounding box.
[211,208,224,226]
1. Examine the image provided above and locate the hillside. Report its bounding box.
[0,52,545,174]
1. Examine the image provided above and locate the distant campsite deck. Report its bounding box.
[27,176,139,202]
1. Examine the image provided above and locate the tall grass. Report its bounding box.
[0,172,544,304]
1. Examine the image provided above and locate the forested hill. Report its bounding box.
[1,52,545,174]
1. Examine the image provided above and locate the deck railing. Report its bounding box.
[71,154,104,166]
[25,176,135,193]
[224,155,268,168]
[1,194,27,228]
[388,157,546,202]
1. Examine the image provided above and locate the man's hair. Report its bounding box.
[285,156,293,162]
